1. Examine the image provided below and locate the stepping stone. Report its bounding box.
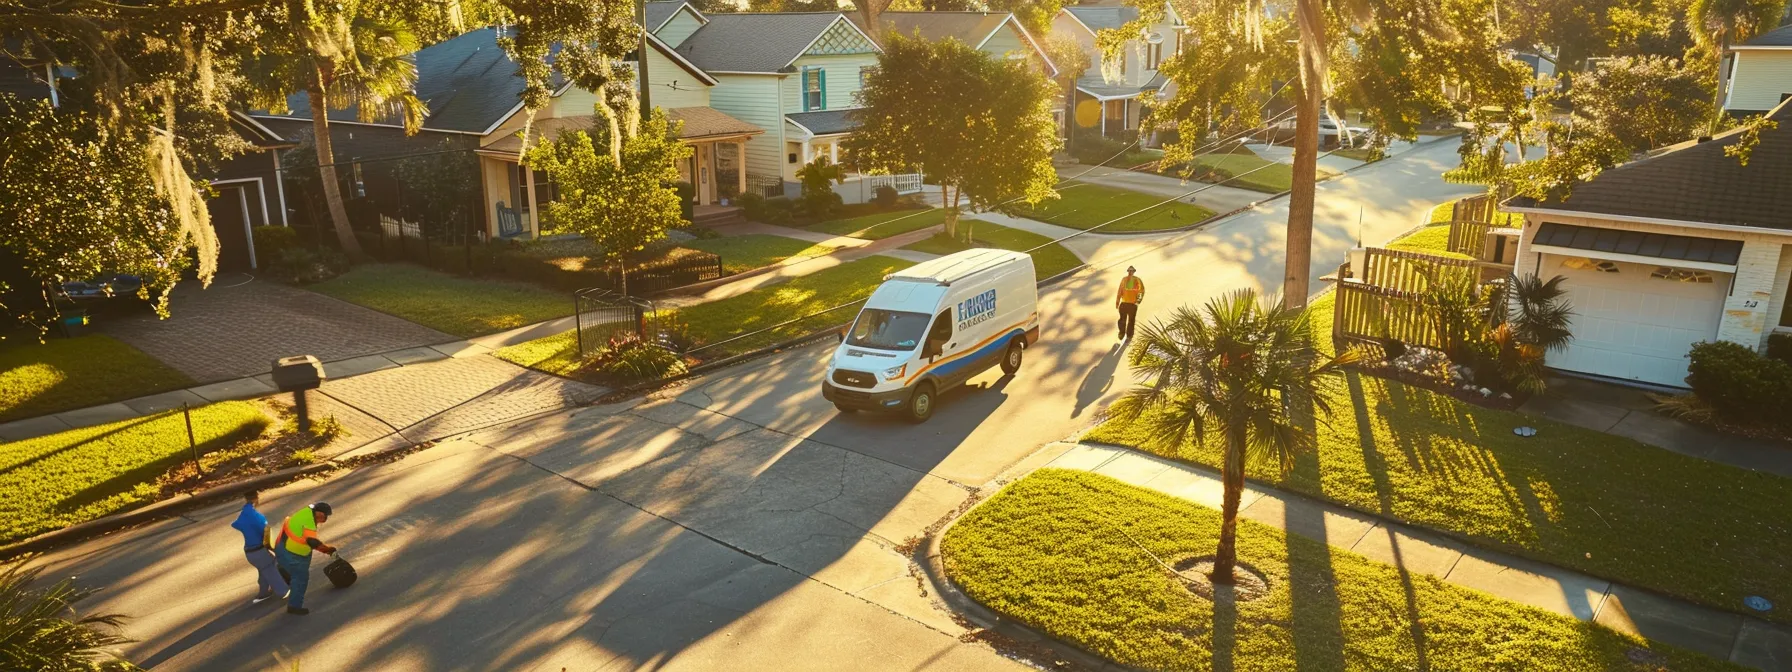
[0,415,75,443]
[122,389,209,415]
[188,377,279,402]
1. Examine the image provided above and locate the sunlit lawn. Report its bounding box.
[1084,291,1792,623]
[805,208,947,239]
[495,255,914,380]
[0,335,194,423]
[900,219,1083,279]
[307,263,570,337]
[945,469,1741,671]
[682,234,837,275]
[0,401,269,543]
[1019,183,1214,232]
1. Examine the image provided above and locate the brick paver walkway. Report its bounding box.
[317,355,604,444]
[101,274,451,383]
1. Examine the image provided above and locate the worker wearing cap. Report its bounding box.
[1116,266,1146,341]
[274,502,337,615]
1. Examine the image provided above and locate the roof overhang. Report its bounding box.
[983,14,1060,79]
[1075,87,1144,101]
[1531,244,1738,273]
[785,117,853,139]
[1502,202,1792,240]
[1729,44,1792,51]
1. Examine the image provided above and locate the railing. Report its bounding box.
[574,288,657,358]
[746,175,786,198]
[860,173,925,195]
[1333,247,1502,354]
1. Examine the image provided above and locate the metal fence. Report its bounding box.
[616,252,724,294]
[574,288,658,358]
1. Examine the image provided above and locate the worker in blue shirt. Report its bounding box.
[230,490,288,605]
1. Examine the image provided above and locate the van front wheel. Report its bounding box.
[1000,339,1023,375]
[906,383,936,424]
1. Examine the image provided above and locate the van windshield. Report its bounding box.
[846,309,931,351]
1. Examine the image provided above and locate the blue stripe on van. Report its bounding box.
[930,328,1024,380]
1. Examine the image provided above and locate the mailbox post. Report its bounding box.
[271,355,326,432]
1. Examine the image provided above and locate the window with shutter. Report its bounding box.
[804,68,825,110]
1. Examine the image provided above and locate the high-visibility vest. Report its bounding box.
[1118,276,1145,304]
[281,506,320,556]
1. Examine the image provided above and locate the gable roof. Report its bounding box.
[1735,23,1792,49]
[645,1,706,32]
[847,12,1057,77]
[253,27,713,135]
[786,109,859,137]
[675,13,877,73]
[1062,5,1140,33]
[1505,99,1792,232]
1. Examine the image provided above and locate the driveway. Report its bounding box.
[100,274,453,383]
[35,140,1479,671]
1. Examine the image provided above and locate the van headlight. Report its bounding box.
[882,364,907,381]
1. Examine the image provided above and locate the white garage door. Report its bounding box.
[1545,256,1728,388]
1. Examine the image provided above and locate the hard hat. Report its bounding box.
[1126,266,1136,273]
[312,502,333,516]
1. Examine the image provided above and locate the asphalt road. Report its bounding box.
[34,139,1477,671]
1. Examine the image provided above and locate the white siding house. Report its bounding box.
[1725,25,1792,115]
[1054,1,1184,139]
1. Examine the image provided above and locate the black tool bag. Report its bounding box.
[323,554,357,588]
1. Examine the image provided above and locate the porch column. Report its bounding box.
[1099,101,1107,138]
[829,142,839,165]
[270,150,291,226]
[698,144,712,206]
[737,141,748,195]
[524,166,539,239]
[1720,239,1789,350]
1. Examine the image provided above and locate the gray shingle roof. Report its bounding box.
[1740,23,1792,47]
[1532,222,1744,264]
[676,13,848,73]
[1508,100,1792,231]
[847,11,1009,46]
[646,2,701,31]
[263,28,545,134]
[1064,5,1139,32]
[786,109,859,136]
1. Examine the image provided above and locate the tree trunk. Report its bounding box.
[944,184,961,239]
[307,78,367,261]
[1210,428,1248,584]
[1282,0,1325,310]
[1711,41,1730,133]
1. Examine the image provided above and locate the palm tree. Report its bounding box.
[1503,273,1574,354]
[0,560,133,671]
[1109,289,1361,582]
[242,7,429,261]
[1689,0,1786,127]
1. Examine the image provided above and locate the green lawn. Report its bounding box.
[495,255,915,378]
[0,401,270,543]
[1084,291,1792,623]
[0,335,194,423]
[307,263,571,337]
[1383,199,1507,259]
[944,469,1738,671]
[901,220,1083,280]
[682,234,836,275]
[1020,183,1215,232]
[805,208,947,240]
[1333,147,1380,162]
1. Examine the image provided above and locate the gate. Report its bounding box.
[574,288,657,358]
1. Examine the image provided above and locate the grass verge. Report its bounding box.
[1084,291,1792,623]
[682,234,837,275]
[307,263,571,338]
[494,255,915,380]
[900,220,1083,279]
[0,401,271,543]
[1020,183,1215,232]
[806,208,946,240]
[943,469,1738,671]
[0,335,195,423]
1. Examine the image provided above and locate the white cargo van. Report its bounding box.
[822,249,1039,422]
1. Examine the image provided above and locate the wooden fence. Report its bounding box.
[1333,247,1499,353]
[1356,247,1478,293]
[1446,188,1514,259]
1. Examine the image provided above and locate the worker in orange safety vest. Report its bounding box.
[1116,266,1145,341]
[273,502,337,615]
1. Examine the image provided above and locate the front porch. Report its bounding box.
[475,108,764,239]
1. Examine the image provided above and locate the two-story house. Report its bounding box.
[1724,23,1792,116]
[1052,0,1185,139]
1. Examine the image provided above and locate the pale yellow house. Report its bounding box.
[1724,23,1792,115]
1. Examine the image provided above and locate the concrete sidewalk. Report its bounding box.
[1044,442,1792,670]
[1518,375,1792,478]
[1056,164,1271,215]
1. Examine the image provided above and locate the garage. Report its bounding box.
[1543,255,1728,387]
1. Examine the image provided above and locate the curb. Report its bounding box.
[0,461,336,559]
[915,484,1131,672]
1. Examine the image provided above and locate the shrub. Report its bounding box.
[736,191,766,218]
[874,185,900,209]
[1767,332,1792,365]
[796,157,845,219]
[1069,132,1129,165]
[1685,340,1792,424]
[266,247,349,284]
[586,333,688,383]
[252,226,300,261]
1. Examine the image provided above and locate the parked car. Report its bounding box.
[1263,117,1372,147]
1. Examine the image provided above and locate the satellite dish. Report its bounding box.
[1144,31,1165,44]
